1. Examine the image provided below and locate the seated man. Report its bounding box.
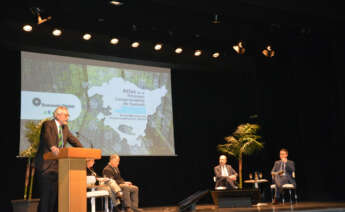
[271,148,296,204]
[86,159,123,208]
[214,155,238,189]
[103,154,143,212]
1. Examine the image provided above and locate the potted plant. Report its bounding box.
[12,118,49,212]
[217,122,263,189]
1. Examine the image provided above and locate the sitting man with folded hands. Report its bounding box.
[214,155,238,189]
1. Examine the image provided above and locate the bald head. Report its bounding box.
[219,155,227,166]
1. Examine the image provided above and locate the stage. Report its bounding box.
[139,202,345,212]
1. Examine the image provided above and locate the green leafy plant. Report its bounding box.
[19,118,50,200]
[217,122,263,189]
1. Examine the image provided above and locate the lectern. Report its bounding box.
[44,147,101,212]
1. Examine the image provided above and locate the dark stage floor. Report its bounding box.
[139,202,345,212]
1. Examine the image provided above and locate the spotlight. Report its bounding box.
[110,38,119,45]
[212,14,220,24]
[109,0,124,6]
[83,33,92,40]
[131,41,140,48]
[262,45,275,57]
[52,28,62,36]
[175,47,183,54]
[154,43,163,51]
[23,24,33,32]
[30,7,52,25]
[233,41,245,54]
[212,52,220,58]
[194,50,202,56]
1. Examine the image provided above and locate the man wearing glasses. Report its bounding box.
[35,106,83,212]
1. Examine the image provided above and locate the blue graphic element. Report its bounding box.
[115,106,146,114]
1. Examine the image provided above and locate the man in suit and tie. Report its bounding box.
[103,154,143,212]
[35,106,83,212]
[214,155,238,189]
[271,148,296,204]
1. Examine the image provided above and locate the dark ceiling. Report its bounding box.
[2,0,345,68]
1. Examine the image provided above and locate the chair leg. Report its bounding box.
[294,189,298,202]
[282,190,285,204]
[271,188,274,202]
[105,196,109,212]
[91,197,96,212]
[289,189,292,204]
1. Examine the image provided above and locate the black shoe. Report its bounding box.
[132,208,144,212]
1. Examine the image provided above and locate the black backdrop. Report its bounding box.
[2,31,345,212]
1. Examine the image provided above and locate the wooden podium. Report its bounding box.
[44,147,101,212]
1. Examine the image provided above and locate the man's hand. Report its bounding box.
[229,175,237,181]
[125,181,132,185]
[50,146,60,156]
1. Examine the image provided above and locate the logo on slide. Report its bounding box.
[21,91,82,121]
[32,98,41,106]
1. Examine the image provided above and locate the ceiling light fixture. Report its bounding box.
[212,52,220,58]
[212,14,220,24]
[194,50,202,56]
[233,41,245,55]
[22,24,33,32]
[82,33,92,40]
[262,45,275,58]
[109,1,124,6]
[110,38,119,45]
[30,7,52,25]
[175,47,183,54]
[154,43,163,51]
[131,41,140,48]
[52,28,62,36]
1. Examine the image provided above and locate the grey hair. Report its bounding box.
[109,153,120,161]
[53,106,69,118]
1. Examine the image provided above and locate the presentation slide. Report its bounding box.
[20,51,175,156]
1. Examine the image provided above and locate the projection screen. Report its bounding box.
[20,51,175,156]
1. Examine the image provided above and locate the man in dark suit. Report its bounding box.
[35,106,83,212]
[271,148,296,204]
[103,154,142,212]
[214,155,238,189]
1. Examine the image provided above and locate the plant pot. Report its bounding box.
[11,199,40,212]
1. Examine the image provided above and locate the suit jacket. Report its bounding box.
[35,119,83,174]
[103,164,125,184]
[271,160,295,179]
[214,164,238,187]
[214,164,238,179]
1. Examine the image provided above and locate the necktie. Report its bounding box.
[58,125,63,148]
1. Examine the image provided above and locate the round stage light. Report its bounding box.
[175,47,183,54]
[154,43,163,51]
[83,33,92,40]
[110,38,119,45]
[194,50,202,56]
[131,41,140,48]
[52,29,62,36]
[23,25,33,32]
[212,52,220,58]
